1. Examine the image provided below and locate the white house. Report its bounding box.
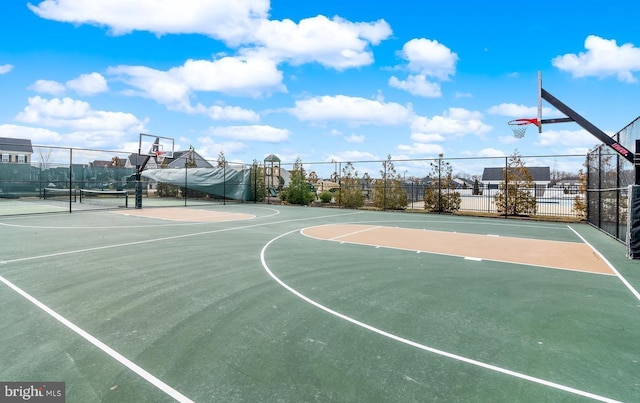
[482,166,551,197]
[0,137,33,164]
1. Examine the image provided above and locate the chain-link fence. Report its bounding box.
[586,116,640,243]
[0,135,600,221]
[266,154,587,220]
[8,134,640,238]
[0,145,136,214]
[0,141,590,218]
[0,144,259,215]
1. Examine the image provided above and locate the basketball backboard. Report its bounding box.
[138,133,174,159]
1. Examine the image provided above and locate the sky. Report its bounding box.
[1,0,639,178]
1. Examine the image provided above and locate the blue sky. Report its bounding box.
[1,1,639,177]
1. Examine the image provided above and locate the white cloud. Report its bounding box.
[29,79,66,95]
[290,95,412,126]
[206,125,290,142]
[396,143,444,155]
[487,103,561,120]
[14,96,146,133]
[1,121,137,152]
[345,134,365,143]
[400,38,458,80]
[28,73,108,96]
[388,74,441,97]
[326,150,379,162]
[29,1,392,70]
[109,65,190,108]
[0,124,61,144]
[552,35,640,82]
[410,108,492,138]
[196,136,247,160]
[565,147,593,155]
[66,72,108,95]
[17,96,91,120]
[203,105,260,122]
[177,56,285,96]
[28,0,270,45]
[536,128,599,148]
[487,103,538,117]
[60,129,132,150]
[0,64,14,74]
[109,55,286,110]
[390,38,457,97]
[254,15,392,69]
[476,148,506,158]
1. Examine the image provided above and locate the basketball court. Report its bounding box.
[1,204,639,402]
[2,73,640,402]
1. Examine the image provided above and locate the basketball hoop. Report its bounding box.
[508,118,539,139]
[154,150,166,163]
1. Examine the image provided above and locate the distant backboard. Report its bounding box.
[139,133,174,159]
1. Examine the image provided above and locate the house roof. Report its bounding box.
[164,150,213,168]
[127,150,213,169]
[91,160,112,168]
[482,166,550,182]
[0,137,33,153]
[453,177,475,186]
[126,154,148,166]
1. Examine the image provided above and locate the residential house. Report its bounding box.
[159,150,213,169]
[0,137,33,164]
[452,177,476,189]
[482,166,551,196]
[90,160,113,168]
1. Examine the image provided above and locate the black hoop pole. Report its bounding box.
[541,88,634,163]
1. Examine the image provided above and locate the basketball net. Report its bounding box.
[508,118,539,139]
[154,150,166,163]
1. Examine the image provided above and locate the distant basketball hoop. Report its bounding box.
[508,118,539,139]
[154,150,166,163]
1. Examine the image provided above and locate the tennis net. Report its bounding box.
[79,189,129,208]
[43,188,78,202]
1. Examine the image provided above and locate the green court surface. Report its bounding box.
[1,205,639,402]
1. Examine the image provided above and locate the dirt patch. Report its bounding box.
[302,224,614,275]
[113,207,255,222]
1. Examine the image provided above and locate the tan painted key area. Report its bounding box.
[113,207,255,222]
[302,224,614,275]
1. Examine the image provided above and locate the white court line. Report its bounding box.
[329,225,380,241]
[0,210,365,265]
[261,228,621,403]
[0,206,281,229]
[0,275,194,403]
[568,225,640,302]
[0,209,365,398]
[300,226,615,277]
